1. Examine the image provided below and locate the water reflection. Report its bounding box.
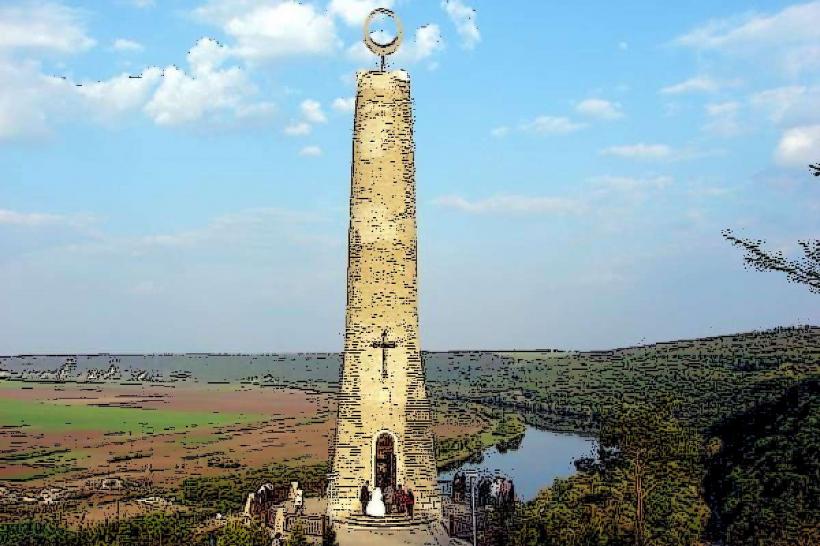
[438,425,597,501]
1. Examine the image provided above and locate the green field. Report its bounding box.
[0,397,267,435]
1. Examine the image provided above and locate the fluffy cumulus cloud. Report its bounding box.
[194,0,340,61]
[0,2,95,53]
[144,38,273,126]
[0,12,275,139]
[575,98,624,120]
[674,1,820,75]
[442,0,480,49]
[0,59,69,139]
[329,0,394,27]
[0,61,160,139]
[0,2,99,138]
[775,125,820,166]
[76,69,163,122]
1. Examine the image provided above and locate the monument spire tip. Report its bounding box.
[363,8,403,72]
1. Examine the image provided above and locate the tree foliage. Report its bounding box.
[216,520,270,546]
[722,163,820,293]
[507,403,709,546]
[286,522,309,546]
[705,379,820,546]
[722,230,820,293]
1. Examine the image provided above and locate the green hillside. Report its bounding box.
[425,326,820,433]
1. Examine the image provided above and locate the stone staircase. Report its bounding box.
[344,513,432,529]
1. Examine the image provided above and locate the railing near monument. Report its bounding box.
[284,514,328,537]
[437,479,453,498]
[448,512,487,541]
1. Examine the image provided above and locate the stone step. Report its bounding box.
[343,514,432,529]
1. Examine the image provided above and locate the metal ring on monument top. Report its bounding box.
[363,8,403,57]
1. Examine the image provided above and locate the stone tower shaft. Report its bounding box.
[329,69,440,521]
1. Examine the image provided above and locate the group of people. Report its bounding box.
[359,481,416,518]
[451,472,516,509]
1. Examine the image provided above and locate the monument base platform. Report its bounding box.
[343,513,433,529]
[335,518,451,546]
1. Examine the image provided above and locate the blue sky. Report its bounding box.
[1,0,818,353]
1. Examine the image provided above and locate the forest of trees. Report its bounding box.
[489,382,818,546]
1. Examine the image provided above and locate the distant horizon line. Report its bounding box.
[2,324,816,359]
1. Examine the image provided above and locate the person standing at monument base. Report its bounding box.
[359,481,370,515]
[406,489,415,518]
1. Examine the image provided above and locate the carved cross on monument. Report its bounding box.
[371,329,397,379]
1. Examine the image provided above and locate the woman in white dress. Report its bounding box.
[366,486,386,517]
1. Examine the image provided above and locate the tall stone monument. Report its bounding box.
[328,8,441,524]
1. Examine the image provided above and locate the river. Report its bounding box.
[438,426,597,501]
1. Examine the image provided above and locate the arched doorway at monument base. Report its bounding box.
[374,432,397,490]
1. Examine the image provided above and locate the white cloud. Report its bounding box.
[347,23,445,66]
[675,2,820,50]
[145,38,271,126]
[130,0,155,7]
[299,145,322,157]
[0,58,71,139]
[703,101,742,137]
[521,115,586,134]
[442,0,480,49]
[0,209,64,227]
[0,38,273,137]
[284,121,311,136]
[0,2,95,53]
[432,194,584,215]
[660,76,728,95]
[0,209,94,228]
[591,175,674,192]
[300,99,326,123]
[750,85,820,125]
[674,2,820,74]
[618,41,629,51]
[332,97,355,112]
[195,0,340,61]
[775,125,820,166]
[576,98,624,120]
[76,68,163,122]
[112,38,144,53]
[490,126,509,138]
[187,36,230,74]
[601,144,672,159]
[329,0,393,27]
[412,24,445,61]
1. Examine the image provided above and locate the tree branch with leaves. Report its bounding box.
[722,230,820,293]
[722,163,820,293]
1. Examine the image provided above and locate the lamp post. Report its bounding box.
[464,469,479,546]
